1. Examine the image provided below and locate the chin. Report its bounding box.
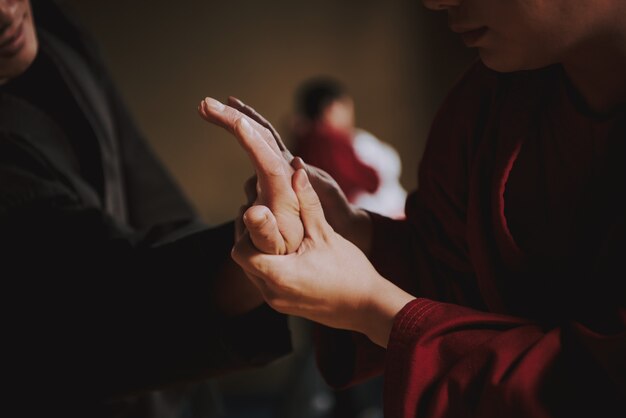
[1,28,38,81]
[479,49,553,73]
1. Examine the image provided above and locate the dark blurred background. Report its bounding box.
[56,0,475,417]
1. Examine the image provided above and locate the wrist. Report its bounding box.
[361,277,415,348]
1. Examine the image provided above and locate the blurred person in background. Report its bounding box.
[291,76,406,219]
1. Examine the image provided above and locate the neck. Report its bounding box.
[562,18,626,114]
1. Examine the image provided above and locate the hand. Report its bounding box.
[291,157,373,254]
[198,97,303,255]
[200,96,372,254]
[233,169,415,347]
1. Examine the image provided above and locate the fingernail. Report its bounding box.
[205,97,225,111]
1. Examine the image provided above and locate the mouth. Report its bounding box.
[0,12,27,58]
[451,26,488,47]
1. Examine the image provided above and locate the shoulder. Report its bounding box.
[353,129,401,166]
[0,133,78,216]
[0,95,79,214]
[32,0,109,78]
[353,129,386,154]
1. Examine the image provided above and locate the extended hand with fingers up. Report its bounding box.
[198,96,302,255]
[198,96,414,347]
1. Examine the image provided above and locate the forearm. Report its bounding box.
[6,211,288,397]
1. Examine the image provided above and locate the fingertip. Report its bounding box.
[204,97,225,112]
[243,205,270,228]
[197,99,207,117]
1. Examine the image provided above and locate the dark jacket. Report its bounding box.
[0,1,290,416]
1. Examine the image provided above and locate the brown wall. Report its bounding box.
[59,0,474,226]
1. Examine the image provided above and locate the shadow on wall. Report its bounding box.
[59,0,475,225]
[58,0,475,416]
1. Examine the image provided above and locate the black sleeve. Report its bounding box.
[1,134,291,401]
[33,0,198,231]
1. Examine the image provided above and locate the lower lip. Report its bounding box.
[460,27,487,46]
[0,19,26,58]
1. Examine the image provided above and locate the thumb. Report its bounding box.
[243,205,286,255]
[292,168,332,241]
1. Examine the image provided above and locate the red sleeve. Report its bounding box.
[316,60,626,417]
[386,299,626,418]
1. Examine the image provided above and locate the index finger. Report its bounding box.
[227,96,294,163]
[199,97,282,156]
[198,97,293,198]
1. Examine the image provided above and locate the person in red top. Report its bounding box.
[198,0,626,417]
[291,77,380,203]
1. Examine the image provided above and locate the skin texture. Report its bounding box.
[0,0,37,84]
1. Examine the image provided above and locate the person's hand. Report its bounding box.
[198,96,372,254]
[290,157,373,254]
[233,168,415,347]
[198,97,303,255]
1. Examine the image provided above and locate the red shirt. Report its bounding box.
[316,62,626,417]
[293,124,380,202]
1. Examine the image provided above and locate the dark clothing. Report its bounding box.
[316,62,626,417]
[1,1,290,416]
